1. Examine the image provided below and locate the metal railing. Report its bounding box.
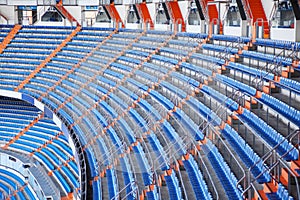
[242,129,300,199]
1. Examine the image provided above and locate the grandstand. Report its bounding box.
[0,0,299,199]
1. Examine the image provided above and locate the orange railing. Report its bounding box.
[15,26,81,92]
[0,24,21,54]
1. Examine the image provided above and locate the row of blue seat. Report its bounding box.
[139,36,165,43]
[202,43,239,54]
[180,61,214,77]
[143,62,168,74]
[151,54,178,65]
[202,140,243,200]
[254,38,300,51]
[164,169,182,200]
[18,29,72,35]
[241,50,294,67]
[0,168,37,200]
[169,39,198,47]
[183,156,212,200]
[117,55,141,65]
[145,185,159,200]
[135,70,158,83]
[0,53,47,60]
[22,25,74,30]
[12,39,61,45]
[7,44,56,50]
[127,77,148,91]
[176,32,208,39]
[160,81,187,99]
[119,155,137,200]
[0,65,36,71]
[106,168,119,199]
[119,28,143,33]
[191,52,300,130]
[266,183,294,200]
[227,62,275,81]
[126,49,150,58]
[0,59,40,65]
[147,133,169,171]
[240,109,298,161]
[161,120,186,156]
[260,93,300,127]
[173,107,205,141]
[106,39,131,46]
[57,51,85,59]
[3,49,52,55]
[132,42,157,50]
[215,73,257,96]
[72,37,104,42]
[222,124,271,183]
[279,77,300,95]
[15,34,67,40]
[211,34,250,43]
[160,47,188,57]
[113,34,137,39]
[201,85,239,111]
[187,96,222,127]
[146,30,173,35]
[81,26,115,31]
[77,31,110,37]
[132,143,153,186]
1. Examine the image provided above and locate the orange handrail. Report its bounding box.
[2,113,44,150]
[56,1,80,26]
[83,36,208,152]
[0,24,21,54]
[167,1,186,32]
[106,3,124,28]
[15,26,81,92]
[51,30,146,115]
[137,2,154,30]
[38,28,118,101]
[29,131,63,157]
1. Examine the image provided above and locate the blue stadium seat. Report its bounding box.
[182,156,212,199]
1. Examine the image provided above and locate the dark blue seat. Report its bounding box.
[239,109,298,161]
[222,124,271,183]
[164,170,183,200]
[183,156,212,199]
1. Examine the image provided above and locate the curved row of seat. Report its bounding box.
[0,25,299,200]
[0,98,79,196]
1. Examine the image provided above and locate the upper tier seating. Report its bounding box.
[0,25,299,200]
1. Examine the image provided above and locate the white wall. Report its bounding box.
[178,0,189,23]
[261,0,274,20]
[115,4,126,23]
[0,6,16,24]
[8,0,36,5]
[147,3,156,24]
[224,26,242,36]
[77,0,98,6]
[93,22,112,28]
[64,6,82,22]
[271,27,295,41]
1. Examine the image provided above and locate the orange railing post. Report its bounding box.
[0,24,21,54]
[15,26,81,92]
